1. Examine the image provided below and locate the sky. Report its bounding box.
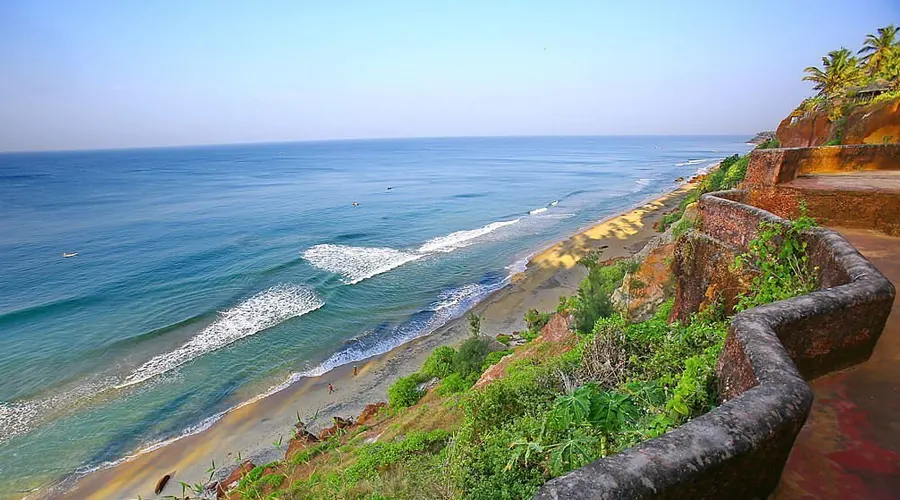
[0,1,898,152]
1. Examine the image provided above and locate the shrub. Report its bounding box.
[524,309,552,336]
[422,346,456,379]
[722,155,749,189]
[343,430,450,485]
[436,372,475,395]
[578,315,628,388]
[733,212,819,312]
[755,138,780,149]
[671,213,697,239]
[496,333,511,346]
[482,349,512,370]
[453,336,492,378]
[468,313,482,336]
[657,209,683,232]
[573,259,632,334]
[388,373,427,408]
[666,348,719,423]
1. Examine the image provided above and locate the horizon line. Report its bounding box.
[0,132,761,155]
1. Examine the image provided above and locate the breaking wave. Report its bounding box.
[631,178,652,193]
[675,158,709,167]
[303,219,523,284]
[528,207,548,215]
[418,219,520,253]
[117,284,323,388]
[0,378,116,443]
[284,277,508,382]
[302,244,424,284]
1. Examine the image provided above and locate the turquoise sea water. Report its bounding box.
[0,136,750,494]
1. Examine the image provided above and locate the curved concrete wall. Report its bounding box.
[536,190,894,499]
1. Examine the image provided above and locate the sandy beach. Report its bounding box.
[53,183,695,500]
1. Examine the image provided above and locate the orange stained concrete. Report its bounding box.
[775,227,900,500]
[785,171,900,193]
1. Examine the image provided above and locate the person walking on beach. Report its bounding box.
[328,383,334,394]
[353,365,358,377]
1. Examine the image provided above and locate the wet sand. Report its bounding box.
[54,184,694,500]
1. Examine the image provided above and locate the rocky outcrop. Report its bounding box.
[218,460,255,498]
[318,415,354,441]
[776,96,900,147]
[776,109,833,148]
[843,96,900,144]
[356,402,386,426]
[612,242,676,322]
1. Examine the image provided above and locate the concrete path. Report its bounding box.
[776,227,900,500]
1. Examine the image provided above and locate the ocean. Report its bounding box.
[0,136,750,495]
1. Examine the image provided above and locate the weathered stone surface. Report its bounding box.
[614,242,675,322]
[536,188,895,500]
[842,96,900,145]
[218,460,255,498]
[356,402,386,426]
[671,232,751,321]
[775,96,900,147]
[777,109,833,148]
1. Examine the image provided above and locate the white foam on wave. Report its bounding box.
[0,378,117,444]
[278,278,509,385]
[529,207,548,215]
[675,159,709,167]
[692,159,722,177]
[418,219,520,253]
[302,244,423,284]
[117,284,323,388]
[631,178,652,193]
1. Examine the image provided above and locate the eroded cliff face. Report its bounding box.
[776,96,900,148]
[843,97,900,144]
[776,111,832,148]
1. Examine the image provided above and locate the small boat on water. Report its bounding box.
[62,252,78,258]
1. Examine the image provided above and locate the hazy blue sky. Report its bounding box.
[1,1,897,151]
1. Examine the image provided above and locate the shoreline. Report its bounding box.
[52,181,698,500]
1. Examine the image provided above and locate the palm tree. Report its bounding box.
[803,48,862,97]
[859,25,899,75]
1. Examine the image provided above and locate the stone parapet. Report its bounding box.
[536,190,894,500]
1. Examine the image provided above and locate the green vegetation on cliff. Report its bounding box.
[657,152,750,233]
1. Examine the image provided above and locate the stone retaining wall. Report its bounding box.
[742,145,900,236]
[535,190,894,500]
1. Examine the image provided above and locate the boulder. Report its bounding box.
[357,402,386,426]
[218,460,255,499]
[612,242,676,322]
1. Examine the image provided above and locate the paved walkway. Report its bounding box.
[785,171,900,192]
[775,227,900,500]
